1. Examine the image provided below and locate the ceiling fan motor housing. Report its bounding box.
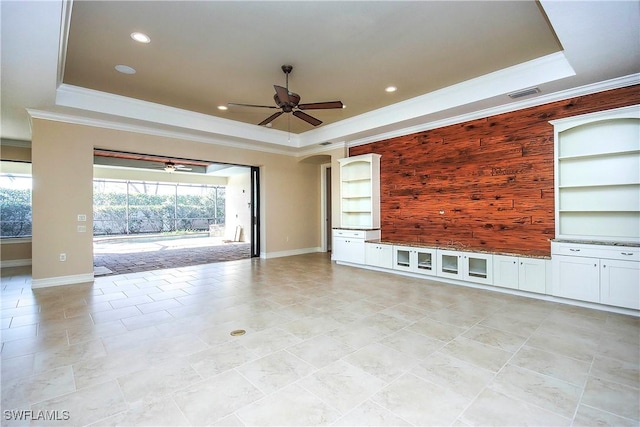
[274,92,300,112]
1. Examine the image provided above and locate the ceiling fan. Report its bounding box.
[163,162,192,172]
[228,65,344,127]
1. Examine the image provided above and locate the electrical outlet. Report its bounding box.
[77,225,87,232]
[59,253,66,262]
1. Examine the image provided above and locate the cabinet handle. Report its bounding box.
[569,248,580,252]
[594,264,597,267]
[621,252,634,256]
[603,265,606,268]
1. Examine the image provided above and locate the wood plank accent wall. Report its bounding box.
[349,85,640,256]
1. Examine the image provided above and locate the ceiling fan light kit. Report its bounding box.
[229,65,344,127]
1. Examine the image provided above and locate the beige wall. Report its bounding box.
[0,144,31,162]
[0,240,32,264]
[30,118,342,282]
[226,172,252,242]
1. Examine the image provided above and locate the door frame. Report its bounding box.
[320,163,332,252]
[250,166,260,258]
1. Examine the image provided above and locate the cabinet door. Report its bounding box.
[519,258,547,294]
[464,252,493,285]
[552,255,600,303]
[377,245,393,269]
[493,255,519,289]
[333,238,365,264]
[415,248,437,276]
[366,244,393,269]
[393,246,414,272]
[437,250,462,279]
[600,259,640,309]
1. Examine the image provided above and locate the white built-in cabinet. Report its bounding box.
[549,105,640,311]
[437,250,493,285]
[392,246,437,276]
[365,242,393,269]
[551,105,640,243]
[551,241,640,309]
[332,229,381,265]
[338,154,381,229]
[493,255,548,294]
[600,259,640,309]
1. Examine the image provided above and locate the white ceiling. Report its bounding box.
[1,1,638,156]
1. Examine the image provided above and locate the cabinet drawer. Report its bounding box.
[552,243,640,261]
[333,229,365,239]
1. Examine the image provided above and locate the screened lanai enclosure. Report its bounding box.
[92,150,255,275]
[93,179,225,236]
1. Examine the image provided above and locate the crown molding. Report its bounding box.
[55,84,301,148]
[347,73,640,148]
[26,108,299,157]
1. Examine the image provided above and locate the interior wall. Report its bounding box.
[225,172,252,242]
[30,119,331,282]
[350,85,640,256]
[0,143,31,162]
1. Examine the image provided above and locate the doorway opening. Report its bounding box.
[92,149,259,275]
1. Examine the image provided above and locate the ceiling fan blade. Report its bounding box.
[258,111,283,126]
[297,101,344,110]
[227,102,278,109]
[274,85,291,105]
[293,110,322,126]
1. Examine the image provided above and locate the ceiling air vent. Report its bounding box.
[319,142,332,146]
[508,87,540,99]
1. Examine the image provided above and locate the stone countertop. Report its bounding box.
[333,228,381,231]
[365,239,552,259]
[551,239,640,248]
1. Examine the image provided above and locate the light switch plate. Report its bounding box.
[78,214,87,222]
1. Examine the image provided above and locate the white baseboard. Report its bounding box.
[31,273,94,289]
[260,247,321,259]
[0,258,32,268]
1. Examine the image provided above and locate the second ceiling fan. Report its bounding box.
[228,65,344,127]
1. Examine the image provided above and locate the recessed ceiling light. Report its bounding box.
[217,105,228,111]
[115,65,136,74]
[385,86,397,93]
[131,32,150,43]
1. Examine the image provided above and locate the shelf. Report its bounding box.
[558,182,640,189]
[469,270,488,278]
[558,149,640,161]
[442,268,458,274]
[417,262,432,270]
[339,154,380,229]
[341,177,371,183]
[560,209,639,213]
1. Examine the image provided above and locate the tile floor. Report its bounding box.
[1,253,639,426]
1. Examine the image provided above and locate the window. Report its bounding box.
[0,173,32,238]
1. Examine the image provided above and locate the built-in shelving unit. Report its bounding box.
[552,106,640,243]
[338,153,381,229]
